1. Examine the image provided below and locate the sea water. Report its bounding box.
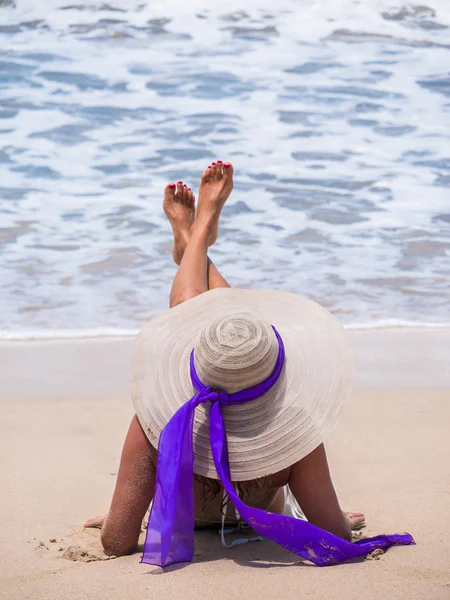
[1,0,449,338]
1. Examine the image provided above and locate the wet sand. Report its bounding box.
[1,330,449,600]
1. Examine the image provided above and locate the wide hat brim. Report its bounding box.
[131,288,354,482]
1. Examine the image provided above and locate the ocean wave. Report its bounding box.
[1,0,449,332]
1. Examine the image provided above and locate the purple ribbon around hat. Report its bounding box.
[141,327,414,567]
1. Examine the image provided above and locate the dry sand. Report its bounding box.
[1,330,450,600]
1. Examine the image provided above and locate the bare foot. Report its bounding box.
[163,181,196,265]
[345,511,366,530]
[197,160,234,246]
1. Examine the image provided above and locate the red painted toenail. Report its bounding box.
[168,184,176,188]
[177,181,182,184]
[208,166,211,169]
[217,160,222,164]
[211,162,216,165]
[224,163,231,168]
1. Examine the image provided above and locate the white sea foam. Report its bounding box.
[345,320,450,330]
[1,0,449,333]
[0,328,139,341]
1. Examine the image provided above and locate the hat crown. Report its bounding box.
[194,312,278,394]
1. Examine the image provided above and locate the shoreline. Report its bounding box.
[2,322,450,342]
[1,328,449,401]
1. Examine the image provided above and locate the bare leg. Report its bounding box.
[168,162,234,308]
[206,257,230,290]
[162,180,195,266]
[163,163,232,295]
[169,221,209,307]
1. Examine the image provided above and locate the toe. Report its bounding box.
[182,183,189,203]
[212,161,223,180]
[188,188,195,207]
[164,183,176,202]
[201,167,211,184]
[176,181,184,199]
[222,161,234,181]
[209,161,218,179]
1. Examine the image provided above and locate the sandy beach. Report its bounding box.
[2,2,450,598]
[1,329,450,600]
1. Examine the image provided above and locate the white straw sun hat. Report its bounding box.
[132,288,354,482]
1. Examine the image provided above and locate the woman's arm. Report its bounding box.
[288,443,353,541]
[100,415,156,556]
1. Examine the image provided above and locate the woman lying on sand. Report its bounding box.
[85,161,412,566]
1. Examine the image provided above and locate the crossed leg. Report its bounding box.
[163,160,234,307]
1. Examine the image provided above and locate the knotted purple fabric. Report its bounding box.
[141,328,414,567]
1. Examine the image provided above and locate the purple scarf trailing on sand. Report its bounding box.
[141,327,414,567]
